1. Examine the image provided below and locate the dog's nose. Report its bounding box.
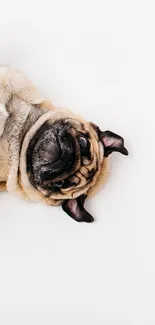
[40,131,76,185]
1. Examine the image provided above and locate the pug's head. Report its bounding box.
[26,118,128,222]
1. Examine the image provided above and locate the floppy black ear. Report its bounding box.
[62,195,94,223]
[101,130,128,157]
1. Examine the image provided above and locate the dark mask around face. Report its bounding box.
[27,121,78,188]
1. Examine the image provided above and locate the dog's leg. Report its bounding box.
[2,67,44,105]
[0,66,55,118]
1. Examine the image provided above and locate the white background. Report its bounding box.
[0,1,154,324]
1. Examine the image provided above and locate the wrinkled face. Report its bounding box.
[27,118,128,222]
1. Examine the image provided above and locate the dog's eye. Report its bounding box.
[54,180,64,187]
[79,136,87,149]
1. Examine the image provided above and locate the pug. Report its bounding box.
[0,67,128,222]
